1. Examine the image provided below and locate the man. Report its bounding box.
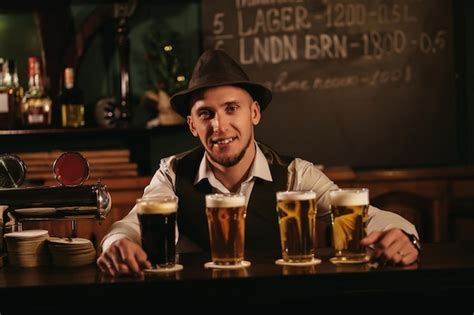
[97,49,421,276]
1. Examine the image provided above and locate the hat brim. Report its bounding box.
[170,81,272,117]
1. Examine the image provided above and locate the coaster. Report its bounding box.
[4,230,49,239]
[144,264,183,273]
[275,258,322,266]
[47,237,92,245]
[330,256,370,264]
[204,261,251,269]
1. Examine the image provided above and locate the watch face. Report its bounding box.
[408,233,422,252]
[0,154,26,188]
[53,152,90,186]
[412,235,422,251]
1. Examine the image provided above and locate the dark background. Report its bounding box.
[0,0,472,173]
[202,0,457,168]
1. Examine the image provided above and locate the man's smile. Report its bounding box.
[210,137,237,147]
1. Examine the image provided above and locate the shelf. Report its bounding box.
[0,127,131,136]
[0,124,190,176]
[0,124,187,136]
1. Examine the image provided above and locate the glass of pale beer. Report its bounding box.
[205,193,248,267]
[329,188,370,264]
[137,196,179,270]
[276,190,317,263]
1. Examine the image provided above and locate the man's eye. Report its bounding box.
[199,110,211,119]
[226,105,238,113]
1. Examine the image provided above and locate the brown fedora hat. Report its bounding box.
[170,49,272,117]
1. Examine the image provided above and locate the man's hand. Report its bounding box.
[361,228,419,266]
[96,238,151,277]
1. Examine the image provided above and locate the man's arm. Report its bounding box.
[289,158,420,265]
[100,156,178,251]
[287,158,335,217]
[367,205,418,237]
[97,156,178,276]
[289,158,418,234]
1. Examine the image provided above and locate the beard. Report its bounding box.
[207,137,252,167]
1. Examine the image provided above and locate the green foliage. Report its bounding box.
[142,22,188,95]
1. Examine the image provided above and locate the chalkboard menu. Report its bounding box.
[201,0,456,168]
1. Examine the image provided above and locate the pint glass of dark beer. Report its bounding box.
[137,196,178,269]
[205,193,246,266]
[276,190,317,262]
[329,188,370,264]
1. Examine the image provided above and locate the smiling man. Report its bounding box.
[188,85,260,191]
[97,49,421,276]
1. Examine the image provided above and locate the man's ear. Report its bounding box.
[187,115,198,137]
[251,101,261,125]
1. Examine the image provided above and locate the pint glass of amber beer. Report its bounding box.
[205,193,247,266]
[329,188,370,264]
[137,196,178,269]
[276,190,317,263]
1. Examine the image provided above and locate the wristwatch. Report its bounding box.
[403,231,422,253]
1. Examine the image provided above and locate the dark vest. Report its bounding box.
[175,143,292,251]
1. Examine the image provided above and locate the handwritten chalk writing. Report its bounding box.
[418,30,448,54]
[235,0,304,10]
[238,33,349,64]
[202,0,455,169]
[262,71,310,92]
[372,4,401,24]
[362,30,406,59]
[402,4,418,23]
[326,2,418,28]
[203,0,449,87]
[326,3,367,27]
[240,35,298,64]
[314,65,412,89]
[262,65,413,92]
[205,0,448,66]
[237,6,311,36]
[305,34,347,59]
[359,66,411,86]
[213,13,226,34]
[312,75,359,90]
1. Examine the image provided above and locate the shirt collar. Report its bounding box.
[194,142,273,187]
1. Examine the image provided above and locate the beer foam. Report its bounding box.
[276,191,316,201]
[205,194,246,208]
[137,201,177,214]
[329,189,369,206]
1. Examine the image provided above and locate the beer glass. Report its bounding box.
[205,193,248,267]
[329,188,370,264]
[137,196,178,270]
[276,190,317,263]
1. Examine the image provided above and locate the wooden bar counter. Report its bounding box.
[0,243,473,310]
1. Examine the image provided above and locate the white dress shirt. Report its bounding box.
[101,143,418,251]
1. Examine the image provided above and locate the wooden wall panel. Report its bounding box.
[17,168,474,248]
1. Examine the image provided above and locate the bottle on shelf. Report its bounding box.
[0,58,22,129]
[20,56,52,128]
[59,67,85,128]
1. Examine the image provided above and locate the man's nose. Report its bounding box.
[211,114,227,132]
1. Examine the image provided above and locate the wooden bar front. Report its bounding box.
[0,243,473,309]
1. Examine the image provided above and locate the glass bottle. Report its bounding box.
[59,67,85,128]
[20,57,52,128]
[0,58,21,129]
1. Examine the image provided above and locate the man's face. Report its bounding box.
[187,86,261,167]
